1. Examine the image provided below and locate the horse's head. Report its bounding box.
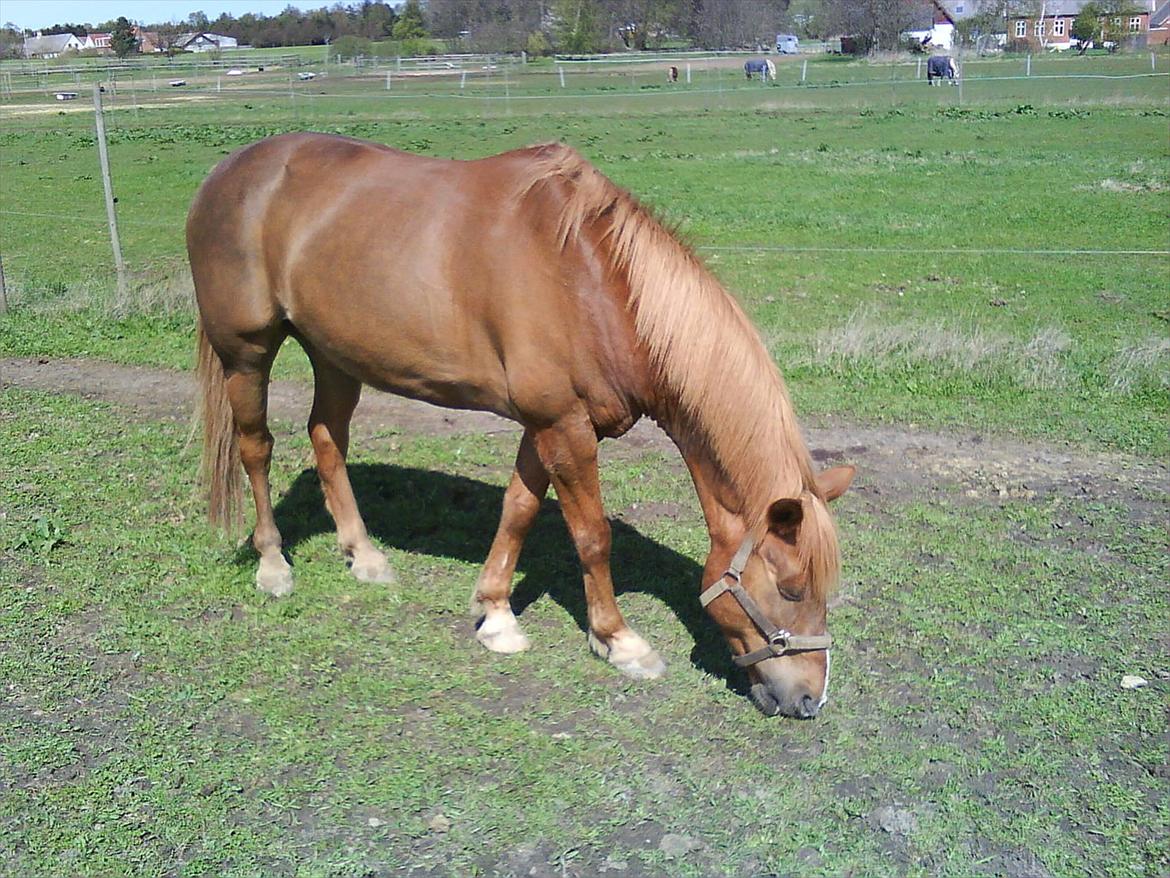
[701,465,855,718]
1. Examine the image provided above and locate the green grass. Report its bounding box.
[1,388,1166,876]
[2,58,1167,455]
[1,61,1167,873]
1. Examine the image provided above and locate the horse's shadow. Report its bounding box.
[249,462,742,691]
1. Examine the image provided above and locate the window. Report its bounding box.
[1129,15,1142,30]
[1034,18,1045,35]
[1016,19,1027,37]
[1054,17,1065,36]
[956,3,964,11]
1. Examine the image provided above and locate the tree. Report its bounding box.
[0,21,22,58]
[555,0,602,52]
[155,22,185,57]
[110,16,137,57]
[693,0,790,50]
[818,0,919,52]
[392,0,427,39]
[1071,2,1100,50]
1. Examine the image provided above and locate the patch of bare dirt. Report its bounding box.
[4,357,1168,518]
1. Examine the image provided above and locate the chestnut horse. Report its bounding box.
[188,133,854,718]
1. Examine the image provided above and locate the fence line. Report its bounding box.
[699,245,1170,257]
[2,209,1164,259]
[2,65,1165,107]
[1,68,1152,111]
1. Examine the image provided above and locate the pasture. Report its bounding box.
[1,52,1168,877]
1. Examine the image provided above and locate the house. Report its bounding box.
[22,31,84,58]
[82,32,112,53]
[134,28,161,53]
[177,32,239,52]
[1008,0,1150,50]
[903,1,957,51]
[1148,0,1170,43]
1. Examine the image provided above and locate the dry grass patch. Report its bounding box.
[807,307,1073,389]
[1109,336,1170,393]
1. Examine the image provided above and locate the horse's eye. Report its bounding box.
[778,584,804,602]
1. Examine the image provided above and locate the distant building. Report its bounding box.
[903,0,957,51]
[82,32,113,53]
[134,27,161,53]
[1150,0,1170,43]
[1008,0,1150,49]
[23,31,84,58]
[177,32,239,52]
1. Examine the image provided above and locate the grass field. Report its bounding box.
[1,51,1168,877]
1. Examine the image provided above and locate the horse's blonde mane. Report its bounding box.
[515,143,839,597]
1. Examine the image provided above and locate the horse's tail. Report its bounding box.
[196,320,243,534]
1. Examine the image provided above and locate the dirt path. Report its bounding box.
[4,356,1167,517]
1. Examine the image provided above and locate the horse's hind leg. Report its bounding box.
[223,353,293,596]
[471,430,548,654]
[307,355,394,584]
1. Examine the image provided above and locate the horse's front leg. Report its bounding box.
[471,430,548,653]
[532,415,666,680]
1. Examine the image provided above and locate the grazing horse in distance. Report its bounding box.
[927,54,958,85]
[188,133,854,719]
[744,58,776,82]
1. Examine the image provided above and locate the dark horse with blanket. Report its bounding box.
[927,55,957,85]
[744,58,776,81]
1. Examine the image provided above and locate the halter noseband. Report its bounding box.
[698,536,833,668]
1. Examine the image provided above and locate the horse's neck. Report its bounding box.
[659,411,752,549]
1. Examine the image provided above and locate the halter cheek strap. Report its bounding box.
[698,536,833,668]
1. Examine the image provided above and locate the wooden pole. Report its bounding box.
[92,84,127,302]
[0,249,8,315]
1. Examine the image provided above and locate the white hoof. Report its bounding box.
[589,629,666,680]
[350,548,395,584]
[475,608,531,654]
[256,554,294,597]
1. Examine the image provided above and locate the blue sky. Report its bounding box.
[2,1,328,30]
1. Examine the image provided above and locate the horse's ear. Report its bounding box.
[816,465,856,502]
[766,499,804,541]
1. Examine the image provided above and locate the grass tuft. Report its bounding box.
[1109,336,1170,393]
[809,307,1073,389]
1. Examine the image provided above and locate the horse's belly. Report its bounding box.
[295,319,514,417]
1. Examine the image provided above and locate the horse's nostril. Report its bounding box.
[799,694,819,719]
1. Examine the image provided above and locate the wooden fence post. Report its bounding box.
[93,84,127,302]
[0,249,8,315]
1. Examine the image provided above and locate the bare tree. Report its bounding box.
[694,0,790,50]
[819,0,919,51]
[155,21,185,57]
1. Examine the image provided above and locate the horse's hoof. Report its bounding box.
[350,549,395,584]
[475,608,530,654]
[589,629,666,680]
[256,555,294,597]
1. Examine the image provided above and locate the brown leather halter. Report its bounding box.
[698,536,833,668]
